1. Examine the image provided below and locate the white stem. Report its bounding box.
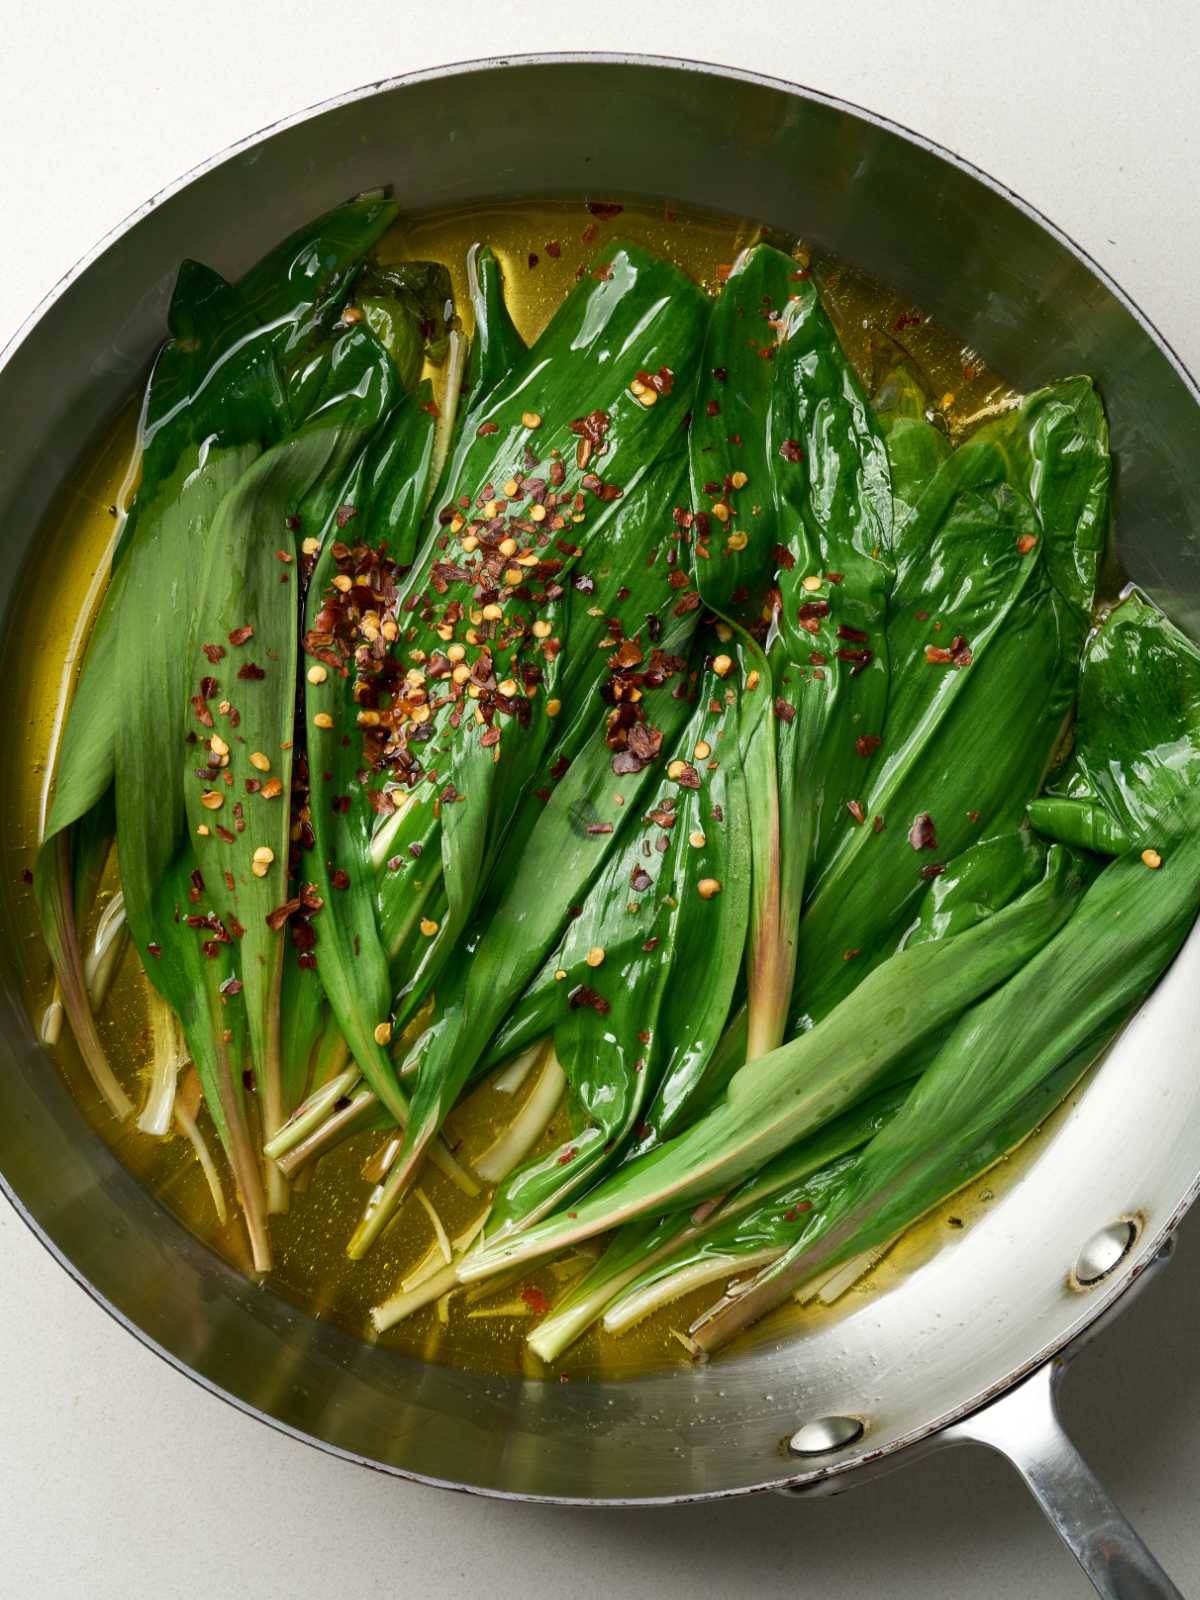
[137,992,188,1137]
[371,1262,459,1333]
[427,330,467,502]
[412,1185,453,1265]
[174,1103,228,1225]
[474,1045,565,1183]
[275,1085,377,1178]
[39,985,64,1047]
[262,1066,361,1160]
[492,1041,546,1096]
[603,1248,784,1337]
[84,890,128,1008]
[527,1256,648,1365]
[368,791,418,873]
[796,1238,897,1306]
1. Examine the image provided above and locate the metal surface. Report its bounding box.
[788,1417,866,1457]
[1074,1220,1139,1288]
[2,54,1200,1516]
[946,1362,1184,1599]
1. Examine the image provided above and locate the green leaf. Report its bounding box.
[458,841,1088,1281]
[463,245,525,405]
[182,330,400,1177]
[790,378,1110,1032]
[300,383,434,1124]
[873,364,951,531]
[528,1080,906,1362]
[481,649,751,1240]
[339,244,711,1251]
[689,587,1200,1353]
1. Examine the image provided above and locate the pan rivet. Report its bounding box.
[787,1415,864,1456]
[1074,1220,1137,1287]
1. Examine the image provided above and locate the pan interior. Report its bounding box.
[0,55,1198,1502]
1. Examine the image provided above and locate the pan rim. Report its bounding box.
[3,48,1197,1506]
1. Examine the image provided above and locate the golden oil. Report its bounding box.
[0,193,1018,1380]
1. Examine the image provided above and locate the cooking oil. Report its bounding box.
[0,192,1021,1379]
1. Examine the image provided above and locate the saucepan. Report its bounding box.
[1,54,1198,1598]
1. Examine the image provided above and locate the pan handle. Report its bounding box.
[943,1357,1182,1599]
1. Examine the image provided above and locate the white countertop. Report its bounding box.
[3,5,1199,1595]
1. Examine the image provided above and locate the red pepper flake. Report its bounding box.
[587,200,624,219]
[520,1285,551,1315]
[835,647,874,674]
[856,734,882,758]
[1017,533,1039,554]
[842,949,860,961]
[237,662,266,680]
[925,635,973,667]
[19,867,32,885]
[967,810,982,823]
[219,976,243,996]
[331,868,351,890]
[146,942,162,959]
[642,937,660,952]
[202,642,225,664]
[809,650,828,666]
[477,421,499,437]
[705,399,720,417]
[873,815,886,834]
[581,222,598,246]
[847,799,866,824]
[528,252,539,269]
[837,624,870,643]
[778,439,804,462]
[266,897,301,932]
[774,697,796,724]
[908,812,938,852]
[580,472,622,502]
[773,543,796,571]
[783,1201,813,1221]
[893,311,922,332]
[546,239,561,258]
[275,549,294,564]
[570,409,611,469]
[921,863,946,880]
[567,985,610,1015]
[420,399,440,417]
[797,599,830,630]
[480,727,501,749]
[586,821,614,835]
[592,261,613,282]
[630,866,653,892]
[228,624,254,647]
[635,367,675,397]
[367,789,397,817]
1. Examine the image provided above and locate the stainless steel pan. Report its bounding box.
[2,54,1198,1598]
